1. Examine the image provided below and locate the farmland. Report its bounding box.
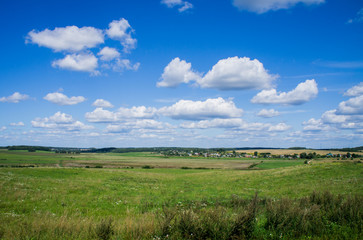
[0,149,362,239]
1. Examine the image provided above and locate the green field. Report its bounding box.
[0,150,362,239]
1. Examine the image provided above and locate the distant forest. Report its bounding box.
[2,145,363,153]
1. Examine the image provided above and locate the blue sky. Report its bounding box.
[0,0,362,148]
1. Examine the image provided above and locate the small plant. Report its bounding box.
[142,165,153,169]
[95,218,113,240]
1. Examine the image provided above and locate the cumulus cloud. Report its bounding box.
[159,97,243,120]
[26,26,104,52]
[85,106,157,123]
[181,118,245,129]
[344,82,363,97]
[0,126,7,131]
[112,59,140,71]
[106,120,172,133]
[161,0,193,12]
[52,53,98,73]
[257,109,280,118]
[232,0,325,14]
[0,92,29,103]
[106,18,137,52]
[321,110,347,124]
[337,95,363,115]
[10,122,25,126]
[32,112,93,131]
[181,118,290,132]
[157,58,201,87]
[85,108,118,123]
[92,99,114,108]
[268,123,291,131]
[26,19,138,74]
[302,118,328,131]
[199,57,276,90]
[44,92,86,105]
[251,79,318,105]
[98,47,120,61]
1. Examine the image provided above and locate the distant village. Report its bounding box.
[160,149,361,159]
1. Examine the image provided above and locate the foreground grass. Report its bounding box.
[0,160,362,239]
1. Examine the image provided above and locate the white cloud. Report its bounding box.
[321,110,347,124]
[32,112,93,131]
[52,53,98,73]
[0,92,29,103]
[157,57,201,87]
[232,0,325,14]
[251,79,318,105]
[85,108,118,123]
[98,47,120,61]
[106,18,137,52]
[0,126,6,131]
[113,59,140,71]
[257,109,280,118]
[268,123,291,131]
[10,122,25,126]
[85,106,157,123]
[26,26,104,52]
[159,97,243,120]
[106,120,171,133]
[337,95,363,115]
[92,99,114,108]
[117,106,158,119]
[344,82,363,97]
[302,118,327,131]
[44,92,86,106]
[181,118,245,129]
[199,57,276,90]
[161,0,193,12]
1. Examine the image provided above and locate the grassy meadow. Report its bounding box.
[0,149,362,239]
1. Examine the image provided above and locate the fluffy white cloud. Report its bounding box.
[181,118,290,132]
[321,110,347,124]
[32,112,93,131]
[98,47,120,61]
[10,122,25,126]
[181,118,245,129]
[106,18,137,52]
[199,57,276,90]
[251,79,318,105]
[337,95,363,115]
[159,98,243,120]
[113,59,140,71]
[268,123,291,131]
[232,0,325,14]
[157,58,201,87]
[0,126,6,131]
[92,99,114,108]
[161,0,193,12]
[44,92,86,106]
[85,106,157,123]
[302,118,330,131]
[26,26,104,52]
[85,108,118,123]
[106,120,172,133]
[52,53,98,73]
[257,109,280,118]
[344,82,363,97]
[0,92,29,103]
[117,106,158,119]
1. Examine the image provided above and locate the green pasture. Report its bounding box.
[0,150,362,239]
